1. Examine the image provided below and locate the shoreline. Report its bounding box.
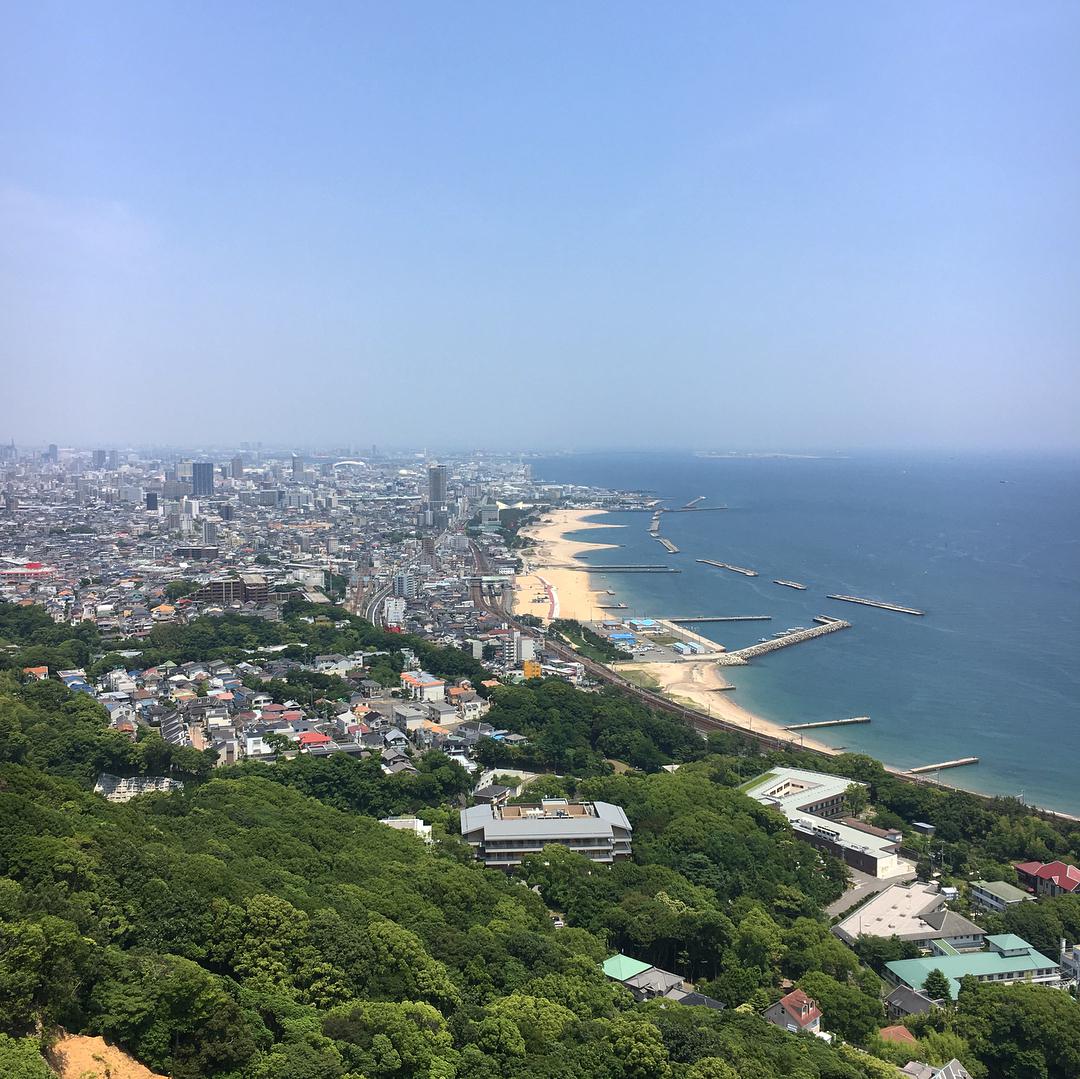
[513,507,837,755]
[513,508,624,622]
[512,506,1080,820]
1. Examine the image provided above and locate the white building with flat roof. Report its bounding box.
[460,798,632,869]
[742,766,911,878]
[833,881,985,950]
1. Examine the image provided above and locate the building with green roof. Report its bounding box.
[602,954,653,981]
[969,879,1035,914]
[885,934,1060,999]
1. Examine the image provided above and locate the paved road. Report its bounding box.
[825,866,916,919]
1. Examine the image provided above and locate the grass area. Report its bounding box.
[619,668,662,690]
[737,770,776,791]
[650,634,679,645]
[670,695,703,710]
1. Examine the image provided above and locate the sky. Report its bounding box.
[2,2,1078,452]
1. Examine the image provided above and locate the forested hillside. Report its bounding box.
[2,601,1079,1077]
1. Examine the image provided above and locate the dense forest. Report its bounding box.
[2,600,1079,1077]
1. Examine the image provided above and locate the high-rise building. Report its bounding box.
[145,492,159,511]
[231,455,245,479]
[46,444,58,463]
[393,569,420,599]
[92,450,107,468]
[427,464,448,509]
[191,462,215,498]
[292,454,304,478]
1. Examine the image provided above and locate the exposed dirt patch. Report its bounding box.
[48,1033,168,1079]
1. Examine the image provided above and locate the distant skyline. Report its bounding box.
[2,3,1078,450]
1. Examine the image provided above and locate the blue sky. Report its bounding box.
[2,2,1078,450]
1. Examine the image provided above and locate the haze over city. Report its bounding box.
[3,2,1078,450]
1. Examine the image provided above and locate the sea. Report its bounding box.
[530,451,1080,816]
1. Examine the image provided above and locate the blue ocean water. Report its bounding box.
[531,452,1080,815]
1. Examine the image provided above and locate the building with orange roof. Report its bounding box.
[399,670,446,702]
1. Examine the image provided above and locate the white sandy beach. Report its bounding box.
[615,659,837,754]
[512,509,623,622]
[512,508,837,753]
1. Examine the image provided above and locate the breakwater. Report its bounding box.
[669,615,772,623]
[827,594,924,615]
[787,716,871,730]
[697,558,758,577]
[713,617,852,665]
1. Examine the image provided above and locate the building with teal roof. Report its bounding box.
[602,953,653,981]
[885,934,1061,998]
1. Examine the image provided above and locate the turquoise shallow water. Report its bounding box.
[532,452,1080,815]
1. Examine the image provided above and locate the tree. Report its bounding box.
[922,967,952,1003]
[844,782,870,817]
[0,1035,51,1079]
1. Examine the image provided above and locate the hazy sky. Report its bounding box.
[2,3,1078,451]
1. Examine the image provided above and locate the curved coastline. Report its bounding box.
[512,506,1080,821]
[513,507,837,756]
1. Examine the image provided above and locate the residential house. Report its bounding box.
[1014,860,1080,898]
[763,989,822,1036]
[901,1061,973,1079]
[885,984,941,1022]
[969,879,1036,914]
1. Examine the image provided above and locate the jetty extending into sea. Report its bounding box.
[908,757,979,774]
[697,558,758,577]
[827,594,924,616]
[669,615,771,623]
[786,716,870,731]
[713,617,852,665]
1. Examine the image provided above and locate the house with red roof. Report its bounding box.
[763,988,822,1036]
[880,1025,919,1046]
[1015,860,1080,898]
[297,731,332,749]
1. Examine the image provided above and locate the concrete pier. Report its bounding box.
[569,564,681,573]
[657,537,680,553]
[713,618,852,665]
[908,757,979,774]
[683,495,706,509]
[670,615,772,623]
[786,716,870,730]
[774,579,807,590]
[697,558,758,577]
[827,594,925,616]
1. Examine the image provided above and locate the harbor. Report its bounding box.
[697,558,758,577]
[827,594,925,616]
